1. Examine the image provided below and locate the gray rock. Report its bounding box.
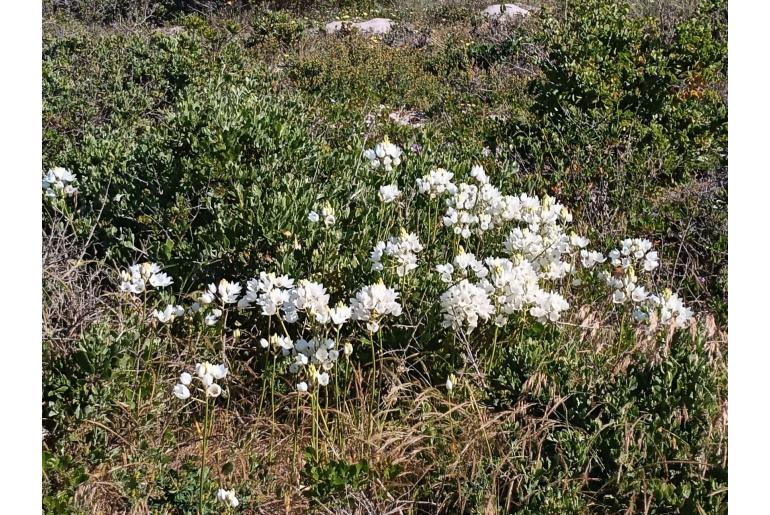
[324,18,393,35]
[481,4,530,20]
[355,18,393,35]
[324,21,344,33]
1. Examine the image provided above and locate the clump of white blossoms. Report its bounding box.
[238,272,295,317]
[289,279,332,324]
[42,167,78,198]
[238,271,345,327]
[119,262,173,294]
[416,168,457,198]
[153,304,184,324]
[216,488,239,508]
[433,169,599,332]
[287,337,341,390]
[350,281,403,332]
[363,137,403,171]
[439,279,494,331]
[595,237,692,329]
[200,279,242,305]
[378,184,401,204]
[441,165,531,239]
[370,229,424,277]
[609,238,660,272]
[172,362,228,400]
[329,302,352,325]
[653,289,694,328]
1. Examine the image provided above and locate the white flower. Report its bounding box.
[217,279,242,304]
[315,371,330,386]
[329,303,352,325]
[149,272,173,288]
[643,251,659,271]
[42,167,78,197]
[119,262,173,294]
[179,372,192,386]
[173,384,190,400]
[216,489,239,508]
[153,304,184,323]
[435,263,455,283]
[446,373,456,391]
[260,338,269,349]
[206,384,223,398]
[580,250,606,269]
[378,184,401,203]
[570,233,590,249]
[200,285,216,304]
[350,282,402,331]
[343,342,353,356]
[297,381,308,392]
[208,364,228,380]
[308,210,320,223]
[364,138,403,171]
[205,308,223,326]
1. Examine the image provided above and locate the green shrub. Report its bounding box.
[249,9,306,46]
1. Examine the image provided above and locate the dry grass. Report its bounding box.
[42,218,112,357]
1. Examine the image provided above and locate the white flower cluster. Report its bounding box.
[290,280,333,324]
[288,337,344,391]
[598,238,693,329]
[441,165,535,239]
[363,138,403,171]
[350,281,403,332]
[153,304,184,324]
[238,272,294,313]
[600,239,659,309]
[608,238,660,272]
[438,250,570,331]
[173,362,228,400]
[439,279,494,331]
[42,167,78,198]
[216,488,239,508]
[236,272,355,329]
[201,279,242,305]
[370,229,423,277]
[416,168,457,199]
[194,279,242,325]
[501,196,577,280]
[378,184,401,204]
[119,262,173,294]
[654,290,694,328]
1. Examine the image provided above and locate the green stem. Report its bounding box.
[199,395,210,515]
